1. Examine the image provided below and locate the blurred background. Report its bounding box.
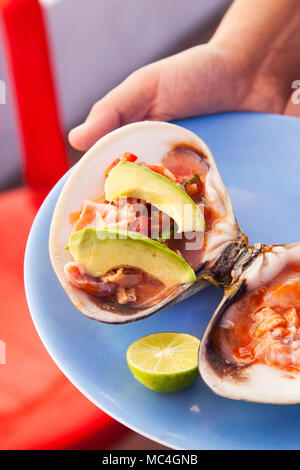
[0,0,233,191]
[0,0,298,450]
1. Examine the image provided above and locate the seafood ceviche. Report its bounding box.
[50,121,300,404]
[65,148,207,310]
[200,243,300,404]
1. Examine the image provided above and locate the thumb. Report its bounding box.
[69,67,157,151]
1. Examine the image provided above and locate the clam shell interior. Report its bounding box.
[49,121,242,323]
[199,243,300,404]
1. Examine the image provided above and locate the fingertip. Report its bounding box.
[69,116,115,151]
[68,123,90,151]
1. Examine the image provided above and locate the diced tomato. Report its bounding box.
[105,152,138,177]
[186,182,199,196]
[121,152,138,162]
[181,174,204,198]
[147,164,164,175]
[162,167,177,183]
[142,163,177,183]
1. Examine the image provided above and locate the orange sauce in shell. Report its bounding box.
[219,265,300,372]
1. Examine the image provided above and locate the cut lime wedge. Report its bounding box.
[126,332,200,392]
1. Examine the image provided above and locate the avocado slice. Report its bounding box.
[104,161,205,233]
[68,228,196,287]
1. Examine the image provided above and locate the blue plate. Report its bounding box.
[25,112,300,450]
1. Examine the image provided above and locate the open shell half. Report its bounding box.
[199,242,300,404]
[49,121,246,324]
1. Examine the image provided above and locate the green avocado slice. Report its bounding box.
[104,161,205,233]
[68,228,196,287]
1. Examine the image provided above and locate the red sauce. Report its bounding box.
[218,265,300,372]
[66,263,169,309]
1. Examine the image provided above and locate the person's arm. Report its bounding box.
[212,0,300,111]
[69,0,300,151]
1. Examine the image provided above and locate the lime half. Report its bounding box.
[126,332,200,393]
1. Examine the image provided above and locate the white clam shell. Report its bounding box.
[49,121,241,323]
[199,242,300,404]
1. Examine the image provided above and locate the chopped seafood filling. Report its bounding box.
[65,263,166,306]
[218,265,300,372]
[66,147,216,308]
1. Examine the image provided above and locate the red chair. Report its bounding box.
[0,0,127,449]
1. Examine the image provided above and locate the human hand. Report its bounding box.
[69,0,300,152]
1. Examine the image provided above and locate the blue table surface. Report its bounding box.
[25,112,300,449]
